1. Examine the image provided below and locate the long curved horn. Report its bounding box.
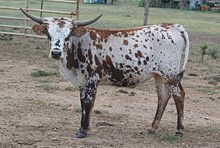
[20,8,44,24]
[74,15,102,27]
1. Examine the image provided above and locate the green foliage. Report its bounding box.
[94,109,103,114]
[208,49,219,59]
[40,84,59,92]
[65,86,76,92]
[154,132,182,142]
[198,85,219,95]
[200,44,208,63]
[138,0,145,7]
[31,70,56,77]
[200,43,219,63]
[206,75,220,82]
[38,79,50,84]
[74,107,81,113]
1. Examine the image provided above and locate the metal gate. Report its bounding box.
[0,0,79,38]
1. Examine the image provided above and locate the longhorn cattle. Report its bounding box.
[20,8,189,138]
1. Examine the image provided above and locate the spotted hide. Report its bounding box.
[21,8,189,138]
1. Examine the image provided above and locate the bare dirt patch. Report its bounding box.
[0,35,220,147]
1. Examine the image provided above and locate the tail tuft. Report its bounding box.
[177,70,185,81]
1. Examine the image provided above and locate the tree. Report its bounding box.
[143,0,150,26]
[105,0,113,5]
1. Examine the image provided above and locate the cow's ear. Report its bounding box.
[32,24,47,35]
[71,27,87,37]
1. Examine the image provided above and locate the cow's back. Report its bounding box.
[67,24,186,87]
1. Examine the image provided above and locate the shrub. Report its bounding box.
[139,0,145,7]
[208,49,219,59]
[200,44,208,63]
[31,70,56,77]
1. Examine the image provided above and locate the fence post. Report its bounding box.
[24,0,30,34]
[76,0,79,19]
[40,1,44,17]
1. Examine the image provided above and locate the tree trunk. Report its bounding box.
[106,0,113,5]
[143,0,150,26]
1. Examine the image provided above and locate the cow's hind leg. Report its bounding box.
[172,82,185,136]
[149,74,171,134]
[76,87,97,138]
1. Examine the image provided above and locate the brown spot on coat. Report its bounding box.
[72,27,87,37]
[66,43,79,69]
[58,20,66,28]
[161,23,173,29]
[77,42,86,63]
[87,64,92,77]
[85,26,145,43]
[96,44,102,50]
[94,55,103,79]
[104,55,125,85]
[135,50,143,58]
[89,30,97,40]
[109,47,112,51]
[88,49,93,65]
[125,55,132,61]
[106,55,112,66]
[94,55,100,66]
[123,40,128,45]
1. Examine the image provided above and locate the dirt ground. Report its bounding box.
[0,34,219,148]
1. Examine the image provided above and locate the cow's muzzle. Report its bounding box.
[51,49,62,59]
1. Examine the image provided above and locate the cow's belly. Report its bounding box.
[101,66,152,87]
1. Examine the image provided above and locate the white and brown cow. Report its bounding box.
[21,8,189,138]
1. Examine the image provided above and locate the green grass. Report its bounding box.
[64,86,76,92]
[41,83,59,92]
[153,132,182,142]
[1,0,220,36]
[206,75,220,82]
[197,85,220,95]
[74,107,81,113]
[198,42,219,62]
[31,69,60,92]
[31,69,57,77]
[191,126,220,135]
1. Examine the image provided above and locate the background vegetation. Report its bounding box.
[1,0,219,76]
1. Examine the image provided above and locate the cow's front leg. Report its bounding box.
[76,85,97,138]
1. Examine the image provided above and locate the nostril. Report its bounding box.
[51,50,62,59]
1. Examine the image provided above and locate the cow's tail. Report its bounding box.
[166,25,190,85]
[180,28,190,73]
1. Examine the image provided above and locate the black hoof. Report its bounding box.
[175,131,183,137]
[76,131,87,138]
